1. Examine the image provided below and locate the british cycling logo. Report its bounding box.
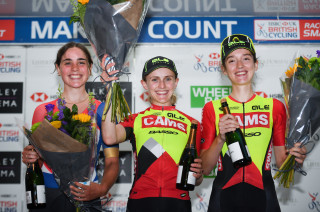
[195,193,208,212]
[256,23,268,38]
[308,192,320,211]
[193,53,221,73]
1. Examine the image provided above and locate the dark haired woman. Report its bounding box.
[200,34,307,212]
[22,42,119,212]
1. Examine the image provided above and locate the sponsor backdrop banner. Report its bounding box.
[0,17,319,44]
[2,0,320,17]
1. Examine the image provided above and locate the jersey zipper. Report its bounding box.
[158,106,165,197]
[242,102,246,183]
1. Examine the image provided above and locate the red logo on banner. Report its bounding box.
[209,52,220,60]
[140,92,149,102]
[0,54,4,60]
[300,19,320,40]
[0,20,15,41]
[0,123,2,128]
[255,91,268,98]
[0,0,15,14]
[30,93,48,102]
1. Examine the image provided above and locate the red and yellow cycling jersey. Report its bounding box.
[120,104,201,200]
[201,94,286,190]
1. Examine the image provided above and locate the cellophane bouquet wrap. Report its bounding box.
[274,50,320,188]
[20,92,99,210]
[70,0,150,122]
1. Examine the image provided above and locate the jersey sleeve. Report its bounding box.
[120,114,137,128]
[200,101,217,151]
[32,104,47,125]
[272,98,286,146]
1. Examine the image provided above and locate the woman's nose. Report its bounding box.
[237,60,244,68]
[159,80,165,88]
[71,62,78,71]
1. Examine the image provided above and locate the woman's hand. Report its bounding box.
[100,54,119,84]
[218,114,240,141]
[22,145,39,164]
[191,158,203,186]
[70,182,102,202]
[289,142,307,165]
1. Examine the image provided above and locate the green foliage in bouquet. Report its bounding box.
[69,0,88,27]
[102,81,131,122]
[294,56,320,91]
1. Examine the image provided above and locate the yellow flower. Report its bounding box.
[73,113,91,123]
[51,121,62,129]
[78,0,89,4]
[285,63,298,78]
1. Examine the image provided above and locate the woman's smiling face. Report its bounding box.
[141,68,179,106]
[56,47,91,89]
[222,48,258,86]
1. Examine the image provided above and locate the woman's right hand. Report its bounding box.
[22,145,39,165]
[218,114,240,141]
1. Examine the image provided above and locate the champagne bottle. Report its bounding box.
[221,98,252,169]
[25,150,46,209]
[176,120,198,191]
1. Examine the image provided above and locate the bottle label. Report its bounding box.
[26,191,32,204]
[176,166,183,183]
[228,142,244,162]
[187,171,196,185]
[176,166,196,185]
[246,145,251,157]
[36,185,46,204]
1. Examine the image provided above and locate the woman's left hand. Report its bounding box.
[100,54,119,84]
[289,142,307,165]
[70,182,102,202]
[191,158,203,185]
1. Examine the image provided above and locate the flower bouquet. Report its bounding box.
[70,0,150,122]
[20,91,99,210]
[274,50,320,188]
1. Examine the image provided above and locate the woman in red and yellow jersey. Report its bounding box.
[100,56,203,212]
[200,34,307,212]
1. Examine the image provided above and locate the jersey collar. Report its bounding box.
[151,104,176,111]
[228,94,256,103]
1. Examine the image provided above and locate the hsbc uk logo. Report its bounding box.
[30,92,48,102]
[140,91,149,102]
[193,52,221,73]
[255,91,268,98]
